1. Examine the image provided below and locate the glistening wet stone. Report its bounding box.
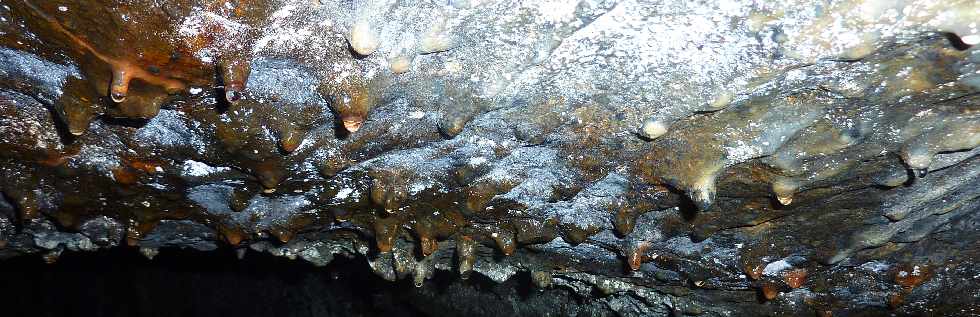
[0,0,978,315]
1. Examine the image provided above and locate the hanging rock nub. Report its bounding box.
[105,80,177,120]
[560,222,600,246]
[413,260,433,288]
[771,177,799,206]
[56,76,100,136]
[219,52,252,104]
[252,160,285,193]
[438,106,476,139]
[218,225,246,247]
[369,172,408,213]
[321,79,376,133]
[614,204,638,237]
[758,282,781,301]
[437,84,483,139]
[417,17,454,54]
[463,181,511,214]
[270,227,295,244]
[686,182,717,211]
[414,214,439,256]
[8,189,40,221]
[388,54,413,74]
[348,20,380,56]
[456,235,477,279]
[104,60,186,121]
[373,215,402,253]
[109,67,132,103]
[900,144,932,178]
[783,268,808,289]
[229,185,255,212]
[490,227,516,256]
[275,123,305,154]
[530,270,553,289]
[623,241,651,272]
[511,218,559,244]
[638,117,669,140]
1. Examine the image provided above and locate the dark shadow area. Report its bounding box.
[99,116,151,129]
[0,248,426,317]
[325,99,352,140]
[945,32,973,51]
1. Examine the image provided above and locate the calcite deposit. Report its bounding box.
[0,0,978,316]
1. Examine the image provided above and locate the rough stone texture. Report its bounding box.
[0,0,978,316]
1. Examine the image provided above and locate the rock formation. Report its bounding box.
[0,0,978,315]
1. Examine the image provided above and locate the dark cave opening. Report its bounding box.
[0,248,427,317]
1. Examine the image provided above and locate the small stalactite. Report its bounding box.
[373,215,402,253]
[456,235,476,279]
[490,228,516,256]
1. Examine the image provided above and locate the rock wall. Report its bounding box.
[0,0,978,315]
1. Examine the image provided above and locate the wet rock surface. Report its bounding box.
[0,0,978,315]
